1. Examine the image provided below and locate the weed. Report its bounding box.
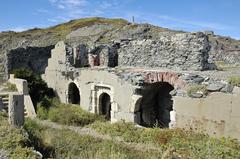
[3,82,17,91]
[187,84,208,97]
[228,76,240,87]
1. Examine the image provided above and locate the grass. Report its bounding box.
[228,76,240,87]
[215,61,240,71]
[37,97,105,126]
[34,98,240,158]
[89,121,240,159]
[1,17,129,47]
[1,98,240,159]
[0,112,38,159]
[24,119,163,159]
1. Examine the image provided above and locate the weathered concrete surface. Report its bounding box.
[8,74,36,118]
[173,91,240,140]
[9,74,28,94]
[24,95,36,118]
[43,41,136,122]
[8,93,24,127]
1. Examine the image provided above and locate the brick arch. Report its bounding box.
[143,72,186,89]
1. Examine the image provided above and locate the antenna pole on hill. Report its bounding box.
[132,16,135,24]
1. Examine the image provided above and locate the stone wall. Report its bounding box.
[7,45,53,74]
[118,32,211,71]
[51,32,213,71]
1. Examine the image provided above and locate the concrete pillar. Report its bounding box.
[8,93,24,127]
[0,97,3,110]
[169,110,176,129]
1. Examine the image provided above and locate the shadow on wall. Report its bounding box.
[135,82,174,128]
[7,45,54,74]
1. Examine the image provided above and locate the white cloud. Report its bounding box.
[37,9,50,14]
[57,4,65,9]
[49,0,88,9]
[48,16,71,23]
[99,1,112,9]
[9,27,30,32]
[124,12,234,31]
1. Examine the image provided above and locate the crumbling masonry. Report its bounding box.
[42,32,240,140]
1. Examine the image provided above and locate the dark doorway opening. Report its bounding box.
[68,83,80,104]
[99,93,111,120]
[135,82,174,128]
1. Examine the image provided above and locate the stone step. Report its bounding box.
[2,98,9,102]
[1,93,29,118]
[0,93,9,97]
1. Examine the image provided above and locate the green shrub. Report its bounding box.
[37,97,60,120]
[11,68,54,106]
[36,97,105,126]
[47,104,105,126]
[228,76,240,87]
[0,113,38,159]
[37,106,49,120]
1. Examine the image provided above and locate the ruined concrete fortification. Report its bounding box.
[0,18,240,140]
[42,37,240,140]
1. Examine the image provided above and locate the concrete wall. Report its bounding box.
[8,93,24,127]
[44,68,136,122]
[173,88,240,140]
[9,74,29,95]
[8,74,36,118]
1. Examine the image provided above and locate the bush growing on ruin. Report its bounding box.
[11,68,54,106]
[37,97,60,120]
[228,76,240,87]
[187,84,208,97]
[36,98,105,126]
[47,104,105,126]
[3,82,18,91]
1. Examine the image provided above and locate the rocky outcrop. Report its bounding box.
[208,34,240,64]
[0,150,8,159]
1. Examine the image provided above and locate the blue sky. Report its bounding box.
[0,0,239,39]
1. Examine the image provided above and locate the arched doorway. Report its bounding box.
[99,93,111,120]
[68,82,80,104]
[135,82,174,128]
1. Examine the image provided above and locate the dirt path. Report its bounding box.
[35,119,161,153]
